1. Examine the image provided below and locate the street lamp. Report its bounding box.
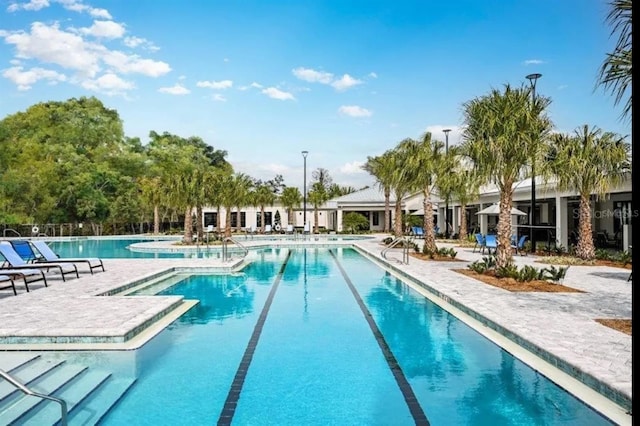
[526,73,542,253]
[302,150,308,230]
[443,129,451,239]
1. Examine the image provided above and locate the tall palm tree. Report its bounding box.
[308,182,329,233]
[234,174,254,233]
[280,186,302,225]
[218,172,251,238]
[461,84,552,268]
[597,0,632,120]
[548,125,630,260]
[362,151,395,233]
[449,154,482,241]
[139,176,163,234]
[388,143,414,236]
[397,134,445,254]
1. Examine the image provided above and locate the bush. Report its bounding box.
[542,265,570,283]
[495,262,519,279]
[469,260,488,274]
[517,265,540,282]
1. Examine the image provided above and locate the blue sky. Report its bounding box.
[0,0,630,190]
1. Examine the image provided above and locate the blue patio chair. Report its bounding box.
[473,233,485,253]
[0,274,17,296]
[484,234,497,254]
[511,235,528,256]
[413,226,424,238]
[9,240,39,263]
[0,242,79,281]
[31,240,105,274]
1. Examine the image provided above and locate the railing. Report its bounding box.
[222,237,249,262]
[0,369,68,425]
[381,236,411,264]
[2,228,20,238]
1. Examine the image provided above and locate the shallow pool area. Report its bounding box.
[1,247,618,425]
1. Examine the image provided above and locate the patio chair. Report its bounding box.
[0,268,48,293]
[31,240,105,274]
[484,234,497,254]
[413,226,424,238]
[0,274,17,296]
[0,242,79,281]
[472,233,485,253]
[511,235,528,256]
[8,240,38,263]
[264,224,272,234]
[303,223,310,234]
[286,224,294,234]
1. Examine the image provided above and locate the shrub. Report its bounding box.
[595,249,613,261]
[495,262,519,279]
[517,265,540,282]
[469,260,488,274]
[543,265,570,283]
[614,250,632,266]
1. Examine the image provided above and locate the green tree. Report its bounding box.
[307,182,329,233]
[254,183,277,232]
[363,151,396,233]
[461,84,552,268]
[548,125,629,259]
[597,0,632,120]
[280,186,302,225]
[342,212,369,233]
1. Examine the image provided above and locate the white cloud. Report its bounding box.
[102,50,171,76]
[213,93,226,102]
[338,105,372,117]
[261,87,295,100]
[158,83,190,95]
[368,72,377,78]
[339,161,365,174]
[123,36,159,51]
[7,0,49,12]
[2,65,66,90]
[79,20,126,39]
[292,67,333,84]
[81,72,134,95]
[239,81,262,90]
[331,74,362,91]
[523,59,545,65]
[197,79,233,90]
[57,0,112,19]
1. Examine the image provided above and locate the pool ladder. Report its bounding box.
[381,236,412,264]
[221,237,249,262]
[0,369,68,425]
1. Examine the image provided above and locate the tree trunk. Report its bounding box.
[496,188,514,269]
[458,204,468,241]
[225,206,232,238]
[196,206,203,242]
[423,193,437,254]
[153,205,160,234]
[216,204,222,231]
[183,206,193,244]
[288,207,293,225]
[261,207,265,233]
[576,194,596,260]
[314,208,319,233]
[384,188,390,233]
[394,201,403,236]
[235,207,242,233]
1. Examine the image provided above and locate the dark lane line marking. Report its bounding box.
[217,250,292,426]
[329,250,430,426]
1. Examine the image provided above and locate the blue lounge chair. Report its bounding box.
[0,268,48,292]
[473,233,485,253]
[8,240,38,263]
[0,242,78,281]
[484,235,497,254]
[0,274,17,296]
[511,235,528,255]
[412,226,424,238]
[31,240,105,274]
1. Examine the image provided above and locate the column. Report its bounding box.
[555,195,568,248]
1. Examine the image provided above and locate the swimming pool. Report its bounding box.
[13,247,612,424]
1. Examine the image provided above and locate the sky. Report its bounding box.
[0,0,631,191]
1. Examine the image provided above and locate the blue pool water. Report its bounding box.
[56,248,615,424]
[48,238,207,259]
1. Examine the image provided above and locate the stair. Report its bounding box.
[0,355,136,426]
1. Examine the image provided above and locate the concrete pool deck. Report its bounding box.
[0,235,632,422]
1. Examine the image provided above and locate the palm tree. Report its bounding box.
[139,176,163,234]
[218,172,251,238]
[397,134,445,254]
[548,125,629,260]
[388,143,414,237]
[449,153,482,241]
[280,186,302,225]
[254,183,276,233]
[362,151,395,233]
[597,0,632,120]
[461,84,552,268]
[307,182,329,233]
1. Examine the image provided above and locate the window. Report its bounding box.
[204,212,217,227]
[372,211,379,226]
[231,212,246,228]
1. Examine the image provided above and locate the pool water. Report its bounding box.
[48,238,205,259]
[45,248,617,424]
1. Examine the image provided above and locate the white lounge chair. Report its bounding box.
[0,242,79,281]
[264,224,272,234]
[286,224,294,234]
[31,240,105,274]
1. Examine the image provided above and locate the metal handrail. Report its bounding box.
[0,369,68,425]
[2,228,21,237]
[381,236,411,264]
[222,237,249,262]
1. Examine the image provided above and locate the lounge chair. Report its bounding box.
[511,235,528,256]
[473,233,485,253]
[31,240,105,274]
[413,226,425,238]
[264,224,272,234]
[8,240,38,263]
[0,268,48,293]
[303,223,310,234]
[0,242,79,281]
[286,224,294,234]
[484,234,497,254]
[0,274,17,296]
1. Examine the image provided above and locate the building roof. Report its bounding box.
[331,186,396,204]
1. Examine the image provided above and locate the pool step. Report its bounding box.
[0,353,41,373]
[0,357,136,426]
[118,272,186,296]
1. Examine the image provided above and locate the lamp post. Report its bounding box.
[302,150,308,230]
[526,73,542,253]
[443,129,451,239]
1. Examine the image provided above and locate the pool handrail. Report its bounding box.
[222,237,249,262]
[381,236,411,264]
[0,369,68,425]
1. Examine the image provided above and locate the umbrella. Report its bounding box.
[475,204,527,216]
[409,207,438,216]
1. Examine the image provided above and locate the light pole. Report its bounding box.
[443,129,451,239]
[526,73,541,253]
[302,150,308,230]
